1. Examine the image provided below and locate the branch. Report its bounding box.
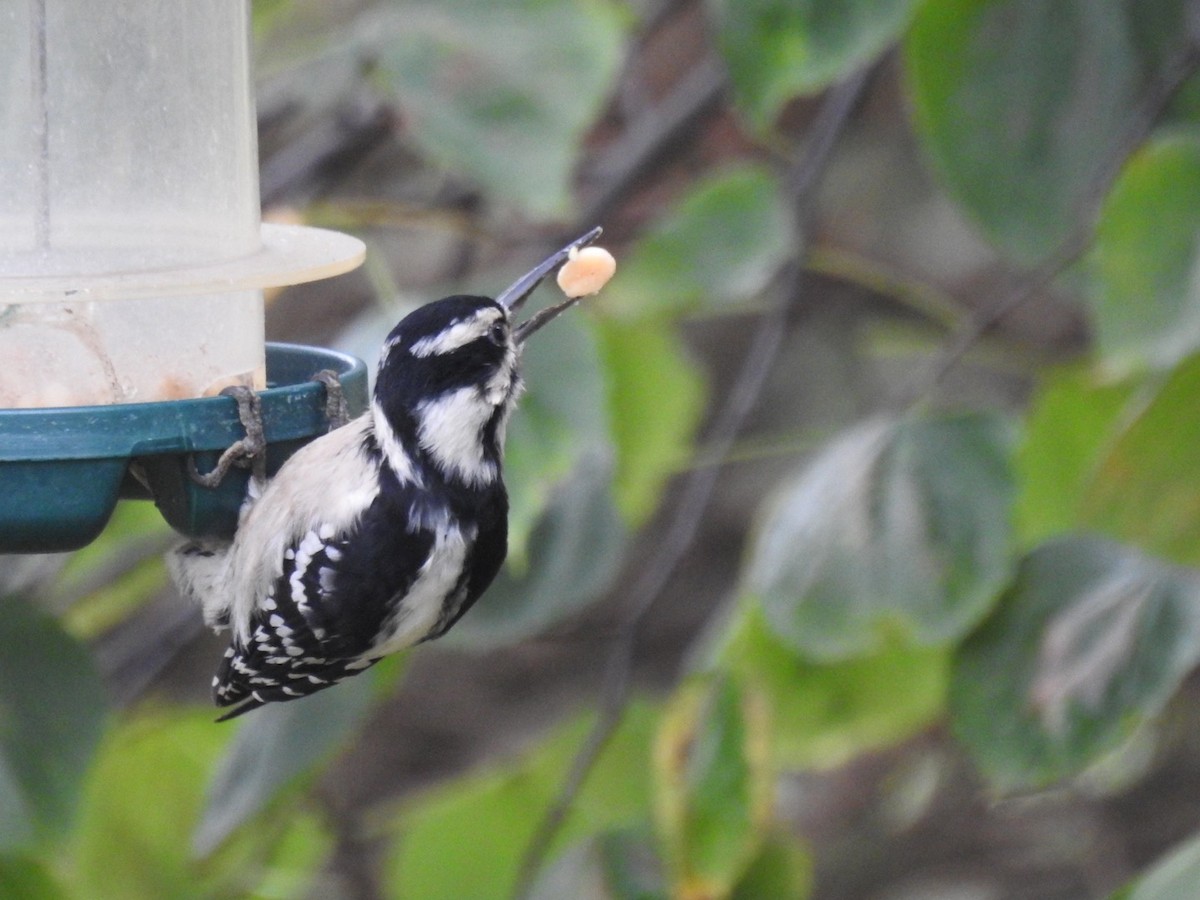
[580,57,728,226]
[510,63,876,898]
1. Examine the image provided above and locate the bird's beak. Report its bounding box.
[496,227,603,344]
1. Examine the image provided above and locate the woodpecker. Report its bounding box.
[169,228,609,720]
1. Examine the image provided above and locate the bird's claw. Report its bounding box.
[312,369,350,431]
[188,385,267,489]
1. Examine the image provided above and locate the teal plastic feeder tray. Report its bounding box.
[0,343,368,554]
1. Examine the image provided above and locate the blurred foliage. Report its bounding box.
[384,703,659,898]
[716,603,948,771]
[70,709,331,899]
[7,0,1200,897]
[370,0,627,218]
[1087,131,1200,374]
[596,317,705,526]
[745,413,1013,660]
[905,0,1193,262]
[653,674,773,897]
[707,0,921,130]
[0,597,108,854]
[1018,354,1200,567]
[193,667,381,856]
[951,536,1200,792]
[599,165,794,320]
[1114,832,1200,900]
[498,312,613,566]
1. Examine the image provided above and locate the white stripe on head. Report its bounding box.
[410,307,504,358]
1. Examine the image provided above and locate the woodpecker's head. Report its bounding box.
[372,229,602,487]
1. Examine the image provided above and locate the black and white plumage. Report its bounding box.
[169,229,603,720]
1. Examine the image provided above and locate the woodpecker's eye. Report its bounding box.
[488,322,507,346]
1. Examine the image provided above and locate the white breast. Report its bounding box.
[367,522,471,657]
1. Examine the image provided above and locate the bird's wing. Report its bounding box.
[213,498,437,714]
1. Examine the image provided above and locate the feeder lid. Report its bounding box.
[0,224,365,303]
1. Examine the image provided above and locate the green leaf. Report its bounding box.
[54,501,172,640]
[71,709,331,900]
[731,835,813,900]
[951,535,1200,792]
[70,710,227,898]
[251,0,295,39]
[528,829,667,900]
[1115,831,1200,900]
[1014,366,1137,547]
[242,814,332,900]
[708,0,920,129]
[1017,357,1200,566]
[0,855,65,900]
[718,603,947,769]
[447,451,626,647]
[905,0,1190,262]
[194,668,378,856]
[385,703,659,900]
[504,312,612,567]
[746,414,1014,660]
[596,317,705,526]
[599,166,794,320]
[654,674,772,899]
[1087,131,1200,373]
[372,0,625,218]
[1083,395,1200,561]
[0,596,109,853]
[1079,354,1200,566]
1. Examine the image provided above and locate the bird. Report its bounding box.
[168,228,610,720]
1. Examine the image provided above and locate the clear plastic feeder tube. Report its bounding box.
[0,0,363,407]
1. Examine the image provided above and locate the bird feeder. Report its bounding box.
[0,0,368,552]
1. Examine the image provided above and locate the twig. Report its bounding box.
[581,57,728,226]
[259,99,395,207]
[912,34,1200,398]
[510,64,875,898]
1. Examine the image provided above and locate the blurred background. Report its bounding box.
[6,0,1200,897]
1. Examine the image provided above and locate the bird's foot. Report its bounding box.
[312,369,350,431]
[188,385,267,489]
